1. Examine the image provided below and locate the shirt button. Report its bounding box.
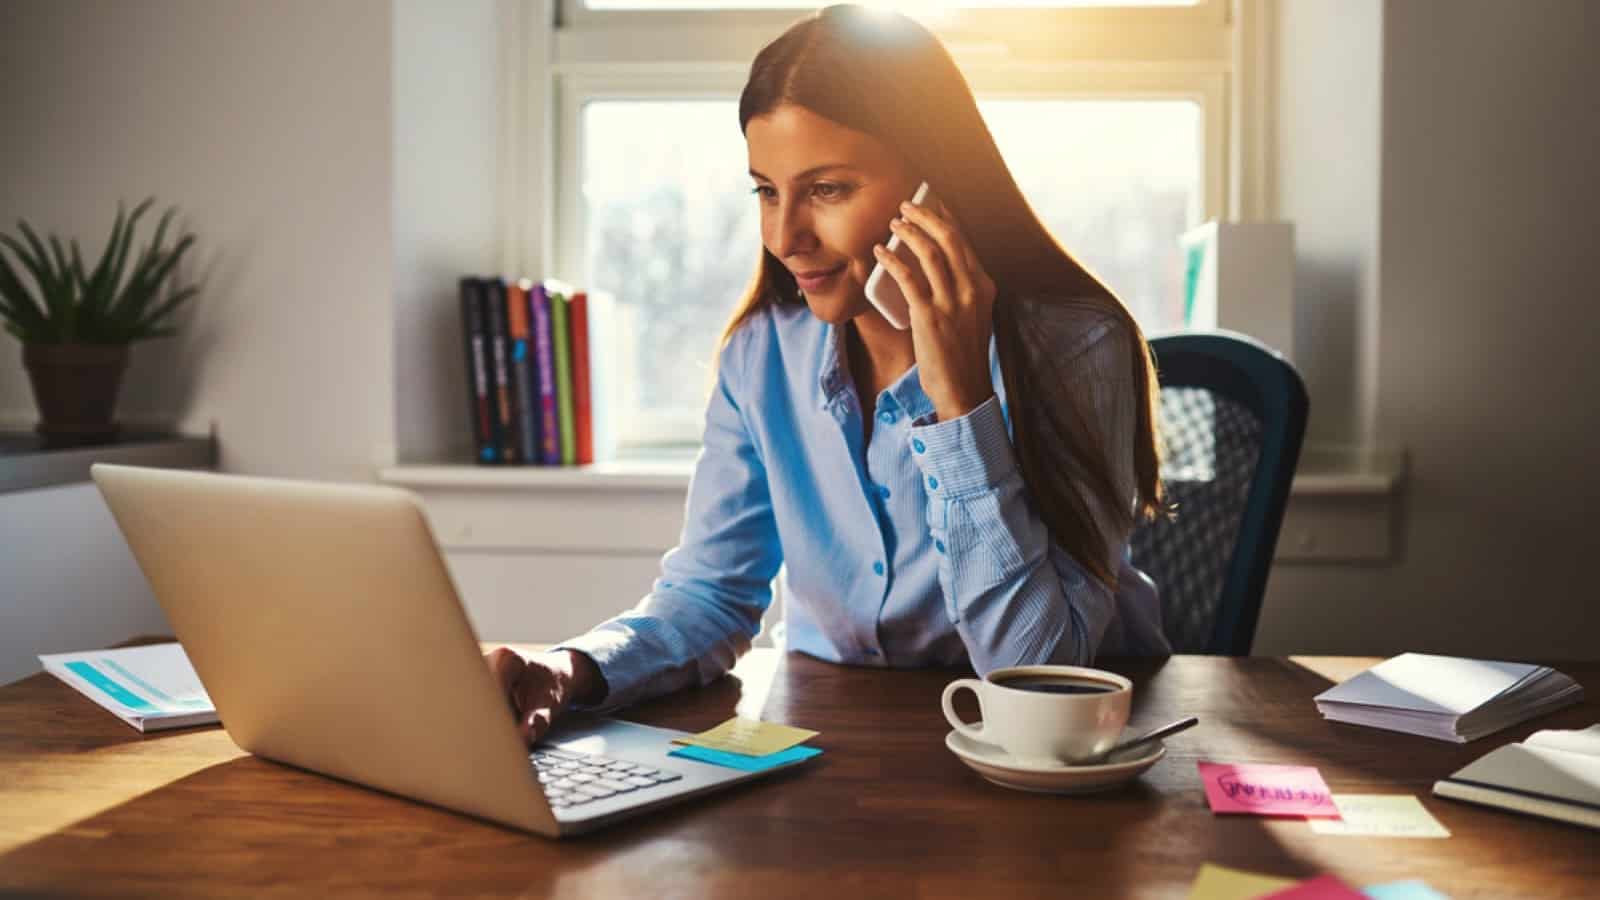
[878,484,891,500]
[927,476,939,490]
[911,438,925,454]
[935,539,946,554]
[872,560,885,576]
[877,409,895,424]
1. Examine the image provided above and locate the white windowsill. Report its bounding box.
[1289,444,1407,497]
[380,444,1403,564]
[380,459,696,492]
[379,444,1404,498]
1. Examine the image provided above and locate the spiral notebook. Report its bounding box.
[1433,724,1600,830]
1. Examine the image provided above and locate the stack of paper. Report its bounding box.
[1313,653,1582,743]
[38,643,218,732]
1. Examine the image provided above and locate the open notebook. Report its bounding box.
[1312,653,1583,742]
[1433,724,1600,830]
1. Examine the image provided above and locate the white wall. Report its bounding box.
[0,0,397,683]
[392,0,502,465]
[0,0,395,481]
[0,484,170,685]
[1257,0,1600,659]
[1272,0,1383,446]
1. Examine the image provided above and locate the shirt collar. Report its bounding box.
[817,320,851,408]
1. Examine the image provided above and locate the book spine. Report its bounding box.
[485,278,516,463]
[527,281,548,464]
[506,279,539,465]
[531,284,560,465]
[550,287,576,465]
[570,291,593,465]
[459,277,496,464]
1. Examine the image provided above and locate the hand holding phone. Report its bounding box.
[864,181,943,330]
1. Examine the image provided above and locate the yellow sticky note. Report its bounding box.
[1187,863,1296,900]
[670,716,819,757]
[1309,794,1452,839]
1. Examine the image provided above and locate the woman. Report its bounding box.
[487,4,1170,745]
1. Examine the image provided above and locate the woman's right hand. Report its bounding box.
[483,647,603,746]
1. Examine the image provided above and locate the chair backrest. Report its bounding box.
[1129,330,1309,655]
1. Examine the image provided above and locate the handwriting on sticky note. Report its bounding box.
[1186,863,1295,900]
[670,716,818,757]
[1259,874,1369,899]
[1198,762,1339,818]
[1309,795,1451,839]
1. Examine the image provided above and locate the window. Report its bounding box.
[527,0,1238,450]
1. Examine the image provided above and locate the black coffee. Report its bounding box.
[995,675,1117,695]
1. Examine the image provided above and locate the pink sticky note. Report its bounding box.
[1197,761,1339,818]
[1258,875,1368,899]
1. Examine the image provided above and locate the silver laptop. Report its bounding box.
[90,463,812,837]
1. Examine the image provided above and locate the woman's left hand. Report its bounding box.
[873,199,997,422]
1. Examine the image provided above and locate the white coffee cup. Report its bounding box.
[941,664,1132,766]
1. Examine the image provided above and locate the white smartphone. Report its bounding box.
[864,181,942,330]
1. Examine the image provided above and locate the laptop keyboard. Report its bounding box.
[530,747,683,810]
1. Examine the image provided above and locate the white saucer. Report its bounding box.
[945,724,1166,794]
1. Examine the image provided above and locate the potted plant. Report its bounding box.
[0,198,198,447]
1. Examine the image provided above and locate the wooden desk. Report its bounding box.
[2,649,1595,898]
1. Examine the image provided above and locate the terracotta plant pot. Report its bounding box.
[21,342,130,448]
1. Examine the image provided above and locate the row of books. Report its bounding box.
[460,276,594,465]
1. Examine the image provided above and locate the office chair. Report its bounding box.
[1129,330,1309,655]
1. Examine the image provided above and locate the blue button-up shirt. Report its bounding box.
[556,300,1169,710]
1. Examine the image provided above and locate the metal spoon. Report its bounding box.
[1076,716,1199,765]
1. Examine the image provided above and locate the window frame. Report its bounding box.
[512,0,1253,451]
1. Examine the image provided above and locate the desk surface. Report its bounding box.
[2,648,1595,898]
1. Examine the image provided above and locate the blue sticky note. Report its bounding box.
[668,743,822,772]
[1363,881,1451,900]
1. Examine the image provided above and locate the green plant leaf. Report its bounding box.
[13,222,73,329]
[1,200,197,345]
[0,248,52,339]
[0,291,51,339]
[1,230,51,296]
[144,203,177,268]
[112,204,179,327]
[81,201,127,307]
[110,233,194,336]
[79,205,123,323]
[128,285,198,338]
[90,199,155,327]
[0,231,66,328]
[138,233,194,296]
[106,254,158,330]
[47,234,77,340]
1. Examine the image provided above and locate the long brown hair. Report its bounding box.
[724,4,1163,588]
